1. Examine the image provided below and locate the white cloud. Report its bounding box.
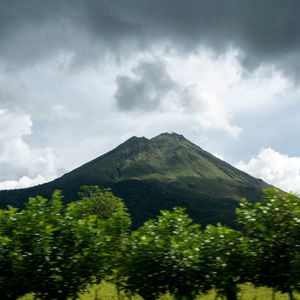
[49,104,80,121]
[236,148,300,194]
[0,175,47,190]
[0,47,298,180]
[114,54,242,137]
[180,87,242,138]
[213,153,224,160]
[0,109,57,190]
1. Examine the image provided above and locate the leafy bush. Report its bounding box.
[1,187,300,300]
[0,187,131,300]
[198,224,245,300]
[237,189,300,299]
[118,208,202,300]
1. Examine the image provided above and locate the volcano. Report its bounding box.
[0,133,269,227]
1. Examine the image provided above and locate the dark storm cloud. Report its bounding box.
[1,0,300,76]
[108,0,300,76]
[115,60,175,111]
[0,0,139,67]
[0,1,70,66]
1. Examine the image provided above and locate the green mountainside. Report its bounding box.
[0,133,269,227]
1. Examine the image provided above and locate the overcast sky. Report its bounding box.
[0,0,300,193]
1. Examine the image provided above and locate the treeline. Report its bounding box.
[0,187,299,300]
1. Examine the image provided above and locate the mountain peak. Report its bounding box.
[121,132,186,144]
[71,132,264,189]
[150,132,188,144]
[152,132,185,140]
[116,132,189,154]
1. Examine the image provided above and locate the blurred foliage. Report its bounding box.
[1,187,300,300]
[198,225,245,300]
[118,208,202,300]
[0,187,130,300]
[236,189,300,299]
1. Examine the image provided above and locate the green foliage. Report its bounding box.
[119,208,202,300]
[0,187,131,300]
[0,207,26,299]
[237,189,300,298]
[198,224,245,300]
[118,188,300,300]
[2,186,300,300]
[74,186,126,220]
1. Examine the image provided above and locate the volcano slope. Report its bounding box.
[0,133,269,228]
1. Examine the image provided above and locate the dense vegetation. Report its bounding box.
[0,187,299,299]
[0,187,131,300]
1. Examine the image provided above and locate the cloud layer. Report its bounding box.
[0,1,299,190]
[0,110,57,189]
[237,148,300,194]
[2,0,300,78]
[0,47,296,189]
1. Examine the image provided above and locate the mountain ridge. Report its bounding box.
[0,132,269,228]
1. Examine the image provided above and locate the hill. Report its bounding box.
[0,133,269,227]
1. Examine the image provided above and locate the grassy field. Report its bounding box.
[20,282,299,299]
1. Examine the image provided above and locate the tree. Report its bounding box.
[118,208,202,300]
[74,185,126,220]
[0,187,131,300]
[69,186,132,282]
[236,189,300,300]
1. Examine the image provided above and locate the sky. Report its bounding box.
[0,0,300,193]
